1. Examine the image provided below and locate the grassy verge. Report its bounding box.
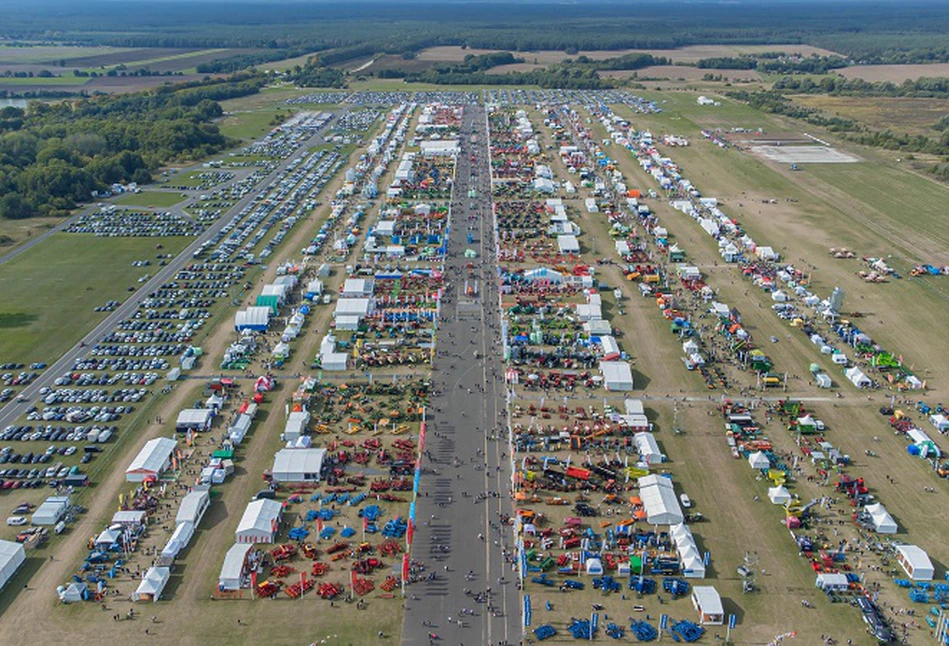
[0,233,189,364]
[113,191,188,208]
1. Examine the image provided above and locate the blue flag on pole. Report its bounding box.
[728,614,737,630]
[660,614,668,630]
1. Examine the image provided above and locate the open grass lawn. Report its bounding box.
[0,233,188,364]
[218,107,297,140]
[113,191,188,208]
[0,216,63,250]
[794,95,948,137]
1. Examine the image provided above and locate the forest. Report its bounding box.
[7,1,949,62]
[0,75,263,219]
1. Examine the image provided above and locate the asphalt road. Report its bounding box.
[0,111,344,430]
[402,106,520,646]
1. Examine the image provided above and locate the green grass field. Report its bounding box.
[0,233,188,364]
[218,108,296,140]
[113,191,188,207]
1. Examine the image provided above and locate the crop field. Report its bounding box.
[836,62,949,82]
[0,233,188,365]
[0,45,137,65]
[112,191,188,208]
[0,216,62,251]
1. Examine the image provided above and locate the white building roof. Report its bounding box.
[135,566,170,600]
[176,408,212,428]
[0,540,24,592]
[897,544,934,580]
[342,278,373,297]
[692,586,724,617]
[176,490,210,527]
[235,306,270,330]
[236,499,282,540]
[219,543,253,590]
[271,448,327,482]
[557,235,580,253]
[112,510,147,525]
[638,474,684,525]
[126,437,177,477]
[600,361,633,391]
[334,298,372,318]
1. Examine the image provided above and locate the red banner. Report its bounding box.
[402,553,410,581]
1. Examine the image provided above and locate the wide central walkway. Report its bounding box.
[401,105,519,646]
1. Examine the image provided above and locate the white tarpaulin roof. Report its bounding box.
[176,490,209,527]
[235,306,270,330]
[126,437,176,479]
[638,475,684,525]
[135,566,170,601]
[236,499,282,542]
[897,544,934,581]
[748,451,770,469]
[865,502,897,534]
[557,235,580,253]
[271,448,326,482]
[768,486,791,505]
[176,409,212,428]
[634,432,663,464]
[219,543,253,590]
[692,586,723,624]
[600,361,633,391]
[0,540,24,592]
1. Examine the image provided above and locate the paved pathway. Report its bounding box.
[402,105,520,646]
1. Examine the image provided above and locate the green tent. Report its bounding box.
[255,295,279,314]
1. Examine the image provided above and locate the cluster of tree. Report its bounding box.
[696,57,758,70]
[290,65,345,89]
[774,74,949,98]
[1,69,59,79]
[757,55,849,75]
[0,75,262,220]
[197,47,325,74]
[567,53,668,71]
[429,52,523,75]
[402,63,610,89]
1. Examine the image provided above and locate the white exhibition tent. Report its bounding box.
[634,432,664,465]
[0,540,25,592]
[283,411,311,442]
[58,581,87,604]
[865,502,898,534]
[271,448,327,483]
[134,566,170,602]
[844,366,872,389]
[161,521,194,560]
[219,543,254,591]
[235,499,282,544]
[816,572,849,591]
[638,475,684,525]
[176,489,210,527]
[691,586,724,625]
[672,523,706,579]
[600,361,634,391]
[125,437,177,482]
[896,544,934,581]
[747,451,770,470]
[768,486,791,505]
[234,306,270,332]
[557,235,580,254]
